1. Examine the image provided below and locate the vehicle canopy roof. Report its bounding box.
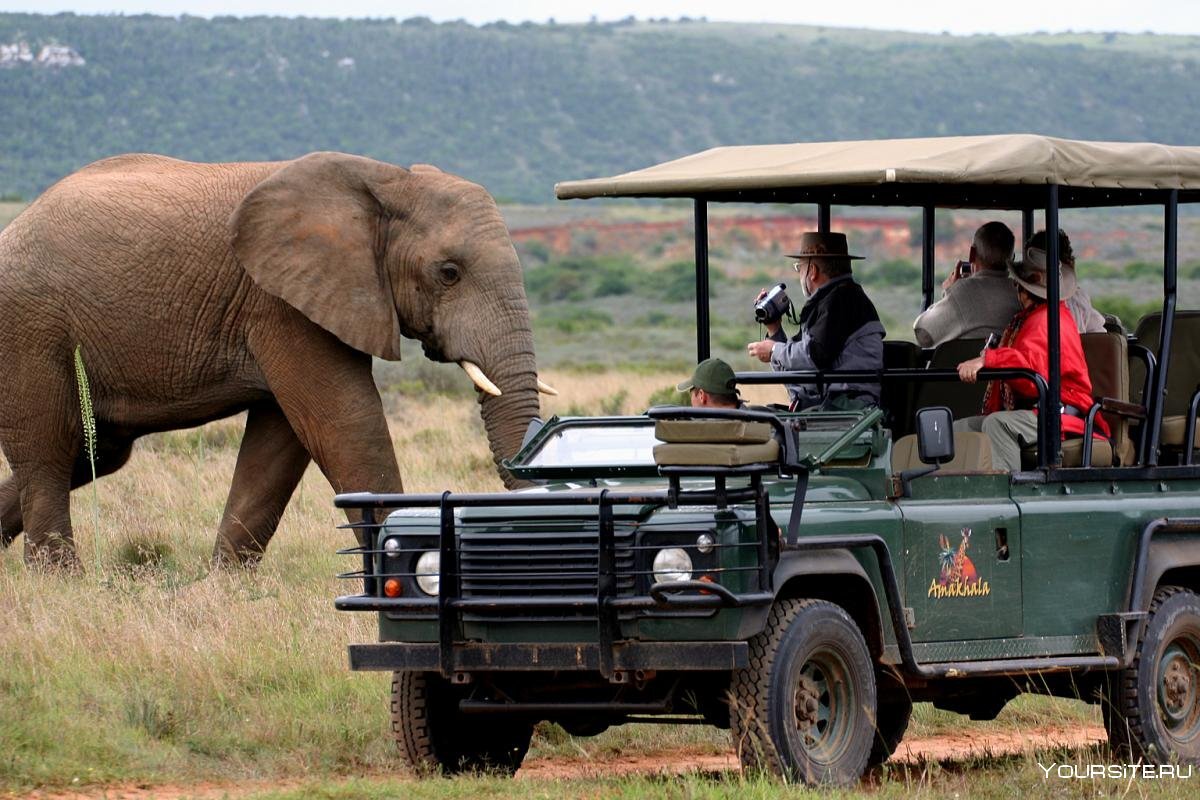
[555,133,1197,470]
[555,134,1200,206]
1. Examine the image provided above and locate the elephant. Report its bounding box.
[0,151,551,568]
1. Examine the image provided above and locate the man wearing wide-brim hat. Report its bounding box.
[954,250,1109,472]
[746,232,885,410]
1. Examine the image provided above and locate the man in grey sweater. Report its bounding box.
[913,221,1019,348]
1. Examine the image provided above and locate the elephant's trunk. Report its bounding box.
[475,323,540,491]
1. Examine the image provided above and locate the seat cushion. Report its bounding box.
[654,419,773,444]
[891,432,994,473]
[653,440,780,467]
[1021,437,1114,468]
[1161,416,1196,449]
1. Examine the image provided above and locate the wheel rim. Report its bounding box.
[1156,633,1200,745]
[793,646,856,765]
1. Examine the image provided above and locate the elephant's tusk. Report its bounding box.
[461,361,502,396]
[537,379,559,396]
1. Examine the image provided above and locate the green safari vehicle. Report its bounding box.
[332,135,1200,785]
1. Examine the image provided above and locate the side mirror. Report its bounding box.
[915,406,955,465]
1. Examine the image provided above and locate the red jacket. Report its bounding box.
[982,302,1109,438]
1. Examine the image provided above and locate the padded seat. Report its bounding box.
[654,419,772,444]
[1161,417,1196,449]
[1021,437,1114,468]
[1081,332,1135,466]
[653,440,780,467]
[1132,311,1200,456]
[891,432,994,473]
[913,338,988,423]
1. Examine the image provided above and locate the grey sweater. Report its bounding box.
[912,269,1021,348]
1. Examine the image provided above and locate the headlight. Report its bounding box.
[415,551,440,595]
[695,533,716,554]
[652,548,693,583]
[382,537,402,557]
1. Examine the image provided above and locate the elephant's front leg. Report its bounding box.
[213,401,312,567]
[248,314,404,546]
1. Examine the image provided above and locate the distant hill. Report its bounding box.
[2,13,1200,201]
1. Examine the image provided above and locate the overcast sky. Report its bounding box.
[3,0,1199,36]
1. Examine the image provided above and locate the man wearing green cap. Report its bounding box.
[677,358,741,408]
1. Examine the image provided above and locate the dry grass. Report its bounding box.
[0,367,1130,794]
[0,367,756,789]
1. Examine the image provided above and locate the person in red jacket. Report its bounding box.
[955,247,1109,471]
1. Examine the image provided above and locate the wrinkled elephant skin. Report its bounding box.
[0,152,541,567]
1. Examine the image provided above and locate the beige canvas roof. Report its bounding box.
[554,134,1200,199]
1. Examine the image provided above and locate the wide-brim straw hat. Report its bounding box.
[1012,246,1078,300]
[785,231,864,261]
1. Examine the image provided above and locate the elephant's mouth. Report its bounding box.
[421,341,449,362]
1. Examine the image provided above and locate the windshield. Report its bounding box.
[523,422,659,467]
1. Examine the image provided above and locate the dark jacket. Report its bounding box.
[769,274,886,408]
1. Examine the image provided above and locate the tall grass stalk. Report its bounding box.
[74,344,100,570]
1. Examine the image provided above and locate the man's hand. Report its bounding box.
[747,339,775,363]
[957,356,985,384]
[941,270,960,292]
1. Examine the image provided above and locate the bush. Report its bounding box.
[537,306,614,334]
[1091,295,1160,328]
[861,258,921,287]
[525,255,640,303]
[647,385,690,407]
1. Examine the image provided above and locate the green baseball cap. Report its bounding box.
[676,358,740,398]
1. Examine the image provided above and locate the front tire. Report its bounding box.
[730,599,876,785]
[391,671,533,775]
[1105,586,1200,764]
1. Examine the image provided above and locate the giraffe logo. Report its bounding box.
[928,528,991,598]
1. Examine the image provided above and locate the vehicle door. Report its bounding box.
[897,473,1022,642]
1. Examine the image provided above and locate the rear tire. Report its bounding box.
[391,671,533,775]
[730,599,876,785]
[1104,587,1200,765]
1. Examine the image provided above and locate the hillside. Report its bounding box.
[2,14,1200,201]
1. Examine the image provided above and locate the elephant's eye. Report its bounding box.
[438,263,461,285]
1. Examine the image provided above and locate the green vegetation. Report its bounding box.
[3,14,1200,201]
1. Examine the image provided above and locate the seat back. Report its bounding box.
[913,338,988,422]
[891,432,994,473]
[1131,311,1200,417]
[882,340,922,438]
[1080,331,1133,464]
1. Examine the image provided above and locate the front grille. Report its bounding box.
[458,522,636,618]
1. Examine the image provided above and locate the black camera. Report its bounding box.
[754,283,791,324]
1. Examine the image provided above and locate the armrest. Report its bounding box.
[1097,397,1147,420]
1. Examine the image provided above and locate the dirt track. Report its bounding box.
[13,724,1107,799]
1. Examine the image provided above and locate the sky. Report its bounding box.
[3,0,1200,36]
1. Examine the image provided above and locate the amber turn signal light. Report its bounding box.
[383,579,403,598]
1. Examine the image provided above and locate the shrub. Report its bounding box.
[1091,295,1160,328]
[537,306,614,334]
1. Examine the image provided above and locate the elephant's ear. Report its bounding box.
[231,152,405,361]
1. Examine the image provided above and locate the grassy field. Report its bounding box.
[3,198,1199,796]
[1,366,1190,799]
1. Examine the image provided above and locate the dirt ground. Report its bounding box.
[11,724,1107,799]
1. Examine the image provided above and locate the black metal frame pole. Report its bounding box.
[1044,185,1062,466]
[694,199,710,362]
[1146,189,1179,465]
[817,202,831,233]
[1021,208,1035,252]
[921,206,935,310]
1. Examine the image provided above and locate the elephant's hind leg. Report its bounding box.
[213,402,311,568]
[0,435,132,550]
[18,467,77,570]
[0,476,21,548]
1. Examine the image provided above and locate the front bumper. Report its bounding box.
[348,640,749,672]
